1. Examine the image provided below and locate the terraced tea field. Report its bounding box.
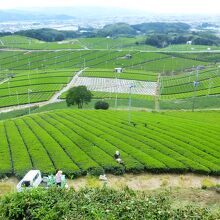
[0,36,219,110]
[0,69,78,107]
[81,68,158,81]
[0,49,207,71]
[160,67,220,99]
[0,109,220,178]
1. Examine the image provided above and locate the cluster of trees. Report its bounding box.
[132,22,190,34]
[0,32,12,37]
[16,28,95,42]
[96,22,191,37]
[145,32,220,48]
[193,33,220,46]
[16,28,77,42]
[97,23,136,37]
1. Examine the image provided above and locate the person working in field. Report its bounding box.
[114,150,123,164]
[55,170,62,186]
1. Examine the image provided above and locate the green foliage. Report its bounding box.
[144,31,220,48]
[133,22,190,34]
[66,86,93,108]
[87,166,104,176]
[0,187,219,220]
[145,34,170,48]
[95,101,109,110]
[98,23,136,37]
[16,28,70,42]
[193,32,220,46]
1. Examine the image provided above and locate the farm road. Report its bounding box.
[0,78,10,85]
[1,48,220,53]
[48,68,86,103]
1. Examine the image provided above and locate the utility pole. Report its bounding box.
[208,77,212,96]
[81,58,86,70]
[192,67,199,112]
[7,81,11,95]
[115,72,119,109]
[28,89,32,114]
[155,73,161,112]
[128,83,135,124]
[16,90,20,107]
[28,60,31,83]
[44,56,46,73]
[115,92,118,109]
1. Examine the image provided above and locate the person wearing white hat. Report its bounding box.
[114,150,123,164]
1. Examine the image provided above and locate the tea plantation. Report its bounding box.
[0,36,220,178]
[0,109,220,178]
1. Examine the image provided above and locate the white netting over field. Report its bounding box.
[75,77,157,95]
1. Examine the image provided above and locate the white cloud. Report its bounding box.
[0,0,219,14]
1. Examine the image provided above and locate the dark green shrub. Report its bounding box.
[88,166,104,176]
[104,165,125,175]
[94,101,109,110]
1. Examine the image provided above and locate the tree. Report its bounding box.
[94,101,109,110]
[66,86,92,109]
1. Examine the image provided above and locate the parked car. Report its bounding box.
[16,170,42,192]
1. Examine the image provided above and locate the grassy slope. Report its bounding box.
[0,35,83,50]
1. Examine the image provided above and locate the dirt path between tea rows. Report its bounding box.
[70,173,220,191]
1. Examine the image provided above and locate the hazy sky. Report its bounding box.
[0,0,219,14]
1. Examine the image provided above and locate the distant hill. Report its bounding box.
[0,7,145,22]
[0,10,75,22]
[23,7,149,18]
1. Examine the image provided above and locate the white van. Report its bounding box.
[17,170,42,192]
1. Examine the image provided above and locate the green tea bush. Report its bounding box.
[88,166,104,176]
[0,187,219,220]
